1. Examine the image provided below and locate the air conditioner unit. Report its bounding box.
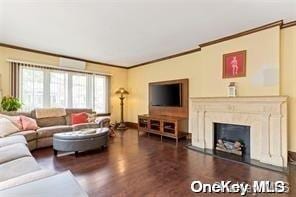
[59,57,86,70]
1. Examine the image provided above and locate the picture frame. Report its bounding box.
[223,50,246,78]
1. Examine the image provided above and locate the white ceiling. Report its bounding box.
[0,0,295,67]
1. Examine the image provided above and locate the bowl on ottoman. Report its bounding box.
[53,128,109,156]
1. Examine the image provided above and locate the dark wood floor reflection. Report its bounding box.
[33,129,296,197]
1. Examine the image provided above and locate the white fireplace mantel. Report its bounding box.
[189,96,288,167]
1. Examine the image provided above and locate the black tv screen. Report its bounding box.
[151,83,182,107]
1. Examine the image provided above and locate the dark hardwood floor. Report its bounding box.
[33,129,296,196]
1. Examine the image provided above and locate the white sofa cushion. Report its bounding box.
[0,143,32,164]
[0,135,27,148]
[0,114,23,130]
[0,169,56,191]
[0,157,40,182]
[0,118,20,137]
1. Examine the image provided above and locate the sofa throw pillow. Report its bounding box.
[0,118,20,137]
[20,115,38,130]
[71,112,89,125]
[0,114,23,130]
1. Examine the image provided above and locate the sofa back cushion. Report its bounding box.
[36,117,67,127]
[35,108,66,119]
[0,112,35,131]
[65,108,93,125]
[0,111,32,118]
[0,108,93,128]
[30,109,66,127]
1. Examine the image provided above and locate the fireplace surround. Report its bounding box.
[189,96,287,168]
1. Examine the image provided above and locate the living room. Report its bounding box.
[0,0,296,196]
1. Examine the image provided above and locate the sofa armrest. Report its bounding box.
[94,113,111,117]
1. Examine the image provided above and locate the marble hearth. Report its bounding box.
[189,96,288,167]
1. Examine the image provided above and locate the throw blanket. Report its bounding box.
[35,108,66,119]
[94,116,110,128]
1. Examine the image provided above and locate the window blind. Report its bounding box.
[10,61,110,113]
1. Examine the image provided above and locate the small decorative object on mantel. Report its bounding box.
[227,82,237,97]
[223,50,246,78]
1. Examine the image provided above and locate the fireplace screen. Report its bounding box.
[214,123,250,157]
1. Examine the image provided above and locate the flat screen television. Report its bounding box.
[150,83,182,107]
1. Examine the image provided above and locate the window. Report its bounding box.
[50,72,68,108]
[20,68,44,111]
[94,75,108,113]
[19,65,109,113]
[72,74,87,108]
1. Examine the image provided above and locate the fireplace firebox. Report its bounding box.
[214,123,250,163]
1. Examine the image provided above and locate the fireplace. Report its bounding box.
[189,96,288,168]
[214,123,250,163]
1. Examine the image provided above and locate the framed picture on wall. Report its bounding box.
[223,50,246,78]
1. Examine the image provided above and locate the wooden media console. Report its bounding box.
[138,114,188,143]
[138,79,189,144]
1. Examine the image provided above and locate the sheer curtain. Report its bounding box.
[19,66,44,111]
[10,61,110,113]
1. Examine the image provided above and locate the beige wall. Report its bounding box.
[0,46,128,122]
[0,25,295,152]
[281,26,296,152]
[127,25,296,152]
[127,27,280,121]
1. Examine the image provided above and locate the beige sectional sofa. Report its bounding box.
[0,135,87,196]
[1,108,110,150]
[0,108,109,195]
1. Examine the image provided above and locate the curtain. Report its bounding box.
[10,62,20,98]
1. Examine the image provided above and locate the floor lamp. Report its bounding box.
[115,87,129,130]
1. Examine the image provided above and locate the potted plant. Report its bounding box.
[0,96,23,112]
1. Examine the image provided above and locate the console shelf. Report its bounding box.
[138,114,188,144]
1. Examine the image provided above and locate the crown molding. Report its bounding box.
[0,43,127,69]
[199,20,283,48]
[281,20,296,29]
[129,47,201,69]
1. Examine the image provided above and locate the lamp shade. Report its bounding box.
[115,87,129,95]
